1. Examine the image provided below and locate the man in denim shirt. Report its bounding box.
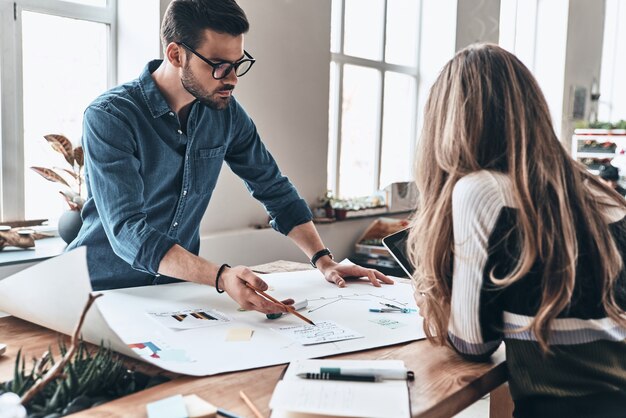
[68,0,392,313]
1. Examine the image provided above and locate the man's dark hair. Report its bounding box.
[161,0,249,51]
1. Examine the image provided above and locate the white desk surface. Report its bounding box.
[0,236,66,267]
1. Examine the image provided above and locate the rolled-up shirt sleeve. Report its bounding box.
[225,101,312,235]
[82,106,177,274]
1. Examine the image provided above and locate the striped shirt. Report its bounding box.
[449,170,626,417]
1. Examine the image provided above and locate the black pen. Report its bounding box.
[297,372,382,382]
[217,408,245,418]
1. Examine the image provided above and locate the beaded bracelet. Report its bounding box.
[215,263,231,294]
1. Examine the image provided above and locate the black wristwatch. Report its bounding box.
[310,248,333,268]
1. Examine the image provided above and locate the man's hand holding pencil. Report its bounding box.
[217,265,295,315]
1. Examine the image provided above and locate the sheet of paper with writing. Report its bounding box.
[270,359,410,418]
[272,320,363,345]
[0,249,425,376]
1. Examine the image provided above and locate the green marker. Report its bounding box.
[266,299,308,319]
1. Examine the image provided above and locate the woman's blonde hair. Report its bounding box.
[408,43,626,352]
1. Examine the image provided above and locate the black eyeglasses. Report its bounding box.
[176,42,255,80]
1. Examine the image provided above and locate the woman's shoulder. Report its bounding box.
[453,170,515,209]
[454,170,509,188]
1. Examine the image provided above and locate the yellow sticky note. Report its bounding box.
[226,328,254,341]
[183,394,217,418]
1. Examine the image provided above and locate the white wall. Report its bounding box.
[200,0,331,235]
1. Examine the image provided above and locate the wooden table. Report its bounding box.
[0,261,513,418]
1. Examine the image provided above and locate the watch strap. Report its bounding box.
[310,248,333,268]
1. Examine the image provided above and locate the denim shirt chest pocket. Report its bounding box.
[194,145,226,194]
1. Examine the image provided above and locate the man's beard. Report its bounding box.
[181,65,234,110]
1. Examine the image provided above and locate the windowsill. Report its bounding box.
[313,209,412,224]
[0,236,67,267]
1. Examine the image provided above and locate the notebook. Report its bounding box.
[269,359,411,418]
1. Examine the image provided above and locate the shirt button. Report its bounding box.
[183,190,187,196]
[173,222,179,227]
[169,112,175,117]
[177,129,183,134]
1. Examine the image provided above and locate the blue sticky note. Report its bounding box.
[147,394,188,418]
[158,349,190,362]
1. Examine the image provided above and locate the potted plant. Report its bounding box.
[316,190,336,219]
[30,134,85,244]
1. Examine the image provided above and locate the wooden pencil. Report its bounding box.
[239,390,264,418]
[244,282,316,326]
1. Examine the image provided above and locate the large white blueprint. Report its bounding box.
[0,247,424,376]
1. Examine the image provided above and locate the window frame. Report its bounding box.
[328,0,422,198]
[0,0,116,221]
[599,0,625,122]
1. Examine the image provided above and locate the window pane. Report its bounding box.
[344,0,385,60]
[22,11,108,221]
[339,65,381,197]
[380,72,415,189]
[599,0,626,122]
[385,0,419,66]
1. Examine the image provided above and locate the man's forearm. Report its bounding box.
[157,244,220,286]
[287,221,335,270]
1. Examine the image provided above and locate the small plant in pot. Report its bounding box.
[30,134,85,244]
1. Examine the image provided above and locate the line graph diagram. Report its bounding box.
[306,293,411,314]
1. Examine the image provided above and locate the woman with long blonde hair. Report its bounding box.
[409,43,626,417]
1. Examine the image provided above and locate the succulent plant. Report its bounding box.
[577,120,626,130]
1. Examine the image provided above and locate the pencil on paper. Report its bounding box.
[244,282,316,326]
[239,390,264,418]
